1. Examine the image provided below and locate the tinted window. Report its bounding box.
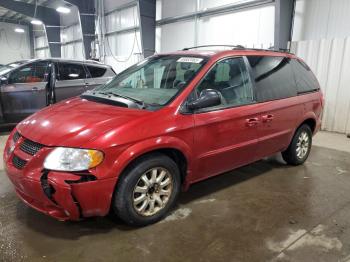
[58,63,86,80]
[8,61,49,84]
[195,57,254,109]
[247,56,297,102]
[290,59,319,94]
[87,66,107,78]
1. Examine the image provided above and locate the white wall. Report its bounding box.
[156,0,275,52]
[61,23,84,60]
[104,0,135,12]
[293,0,350,42]
[197,6,274,49]
[291,38,350,134]
[59,5,84,60]
[34,35,50,58]
[159,0,196,18]
[292,0,350,134]
[103,4,142,73]
[0,22,31,64]
[158,0,262,18]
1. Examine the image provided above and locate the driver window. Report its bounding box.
[195,57,254,109]
[8,61,49,84]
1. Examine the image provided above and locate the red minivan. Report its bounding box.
[3,47,323,226]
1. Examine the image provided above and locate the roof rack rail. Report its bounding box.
[182,45,293,54]
[85,59,103,64]
[240,48,294,55]
[267,46,292,53]
[182,45,246,51]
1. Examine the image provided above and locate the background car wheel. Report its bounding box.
[113,153,181,226]
[282,124,313,166]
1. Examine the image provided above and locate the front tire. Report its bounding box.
[113,153,181,226]
[282,124,312,165]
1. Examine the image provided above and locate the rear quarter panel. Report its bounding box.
[296,91,323,135]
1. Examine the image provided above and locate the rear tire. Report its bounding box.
[113,153,181,226]
[282,124,312,165]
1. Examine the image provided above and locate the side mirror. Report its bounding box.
[187,89,221,110]
[0,77,8,85]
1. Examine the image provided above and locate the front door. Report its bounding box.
[1,61,49,122]
[55,62,87,102]
[191,57,259,181]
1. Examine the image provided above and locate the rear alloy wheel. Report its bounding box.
[282,124,312,165]
[113,153,181,226]
[296,131,310,159]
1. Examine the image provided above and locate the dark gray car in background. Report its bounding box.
[0,59,115,124]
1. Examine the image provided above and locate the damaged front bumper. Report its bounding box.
[3,132,117,221]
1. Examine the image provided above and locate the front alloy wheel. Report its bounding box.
[113,153,181,226]
[133,167,173,216]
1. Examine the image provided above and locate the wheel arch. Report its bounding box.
[112,136,193,187]
[284,114,317,152]
[297,114,317,134]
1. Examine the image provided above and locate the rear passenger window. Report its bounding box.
[247,56,297,102]
[290,59,319,94]
[87,66,107,78]
[57,63,87,80]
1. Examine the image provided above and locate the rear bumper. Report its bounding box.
[4,154,117,221]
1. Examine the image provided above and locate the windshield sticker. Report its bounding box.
[177,57,203,63]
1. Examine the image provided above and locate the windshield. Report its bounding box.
[88,55,207,109]
[0,66,12,75]
[0,61,28,76]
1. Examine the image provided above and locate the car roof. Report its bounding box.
[11,59,31,64]
[22,58,111,68]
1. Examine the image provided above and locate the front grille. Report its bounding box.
[12,155,27,169]
[20,139,44,156]
[13,131,21,142]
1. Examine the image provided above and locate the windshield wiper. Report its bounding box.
[98,91,146,108]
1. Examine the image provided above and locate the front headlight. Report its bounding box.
[44,147,104,172]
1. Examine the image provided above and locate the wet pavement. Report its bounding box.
[1,146,350,262]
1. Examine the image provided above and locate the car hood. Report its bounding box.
[16,97,151,147]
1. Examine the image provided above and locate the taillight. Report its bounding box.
[320,91,325,108]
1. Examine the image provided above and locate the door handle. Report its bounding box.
[262,114,274,123]
[31,87,39,91]
[246,118,259,127]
